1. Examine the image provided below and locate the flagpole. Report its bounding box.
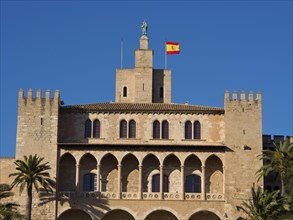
[121,38,123,69]
[165,41,167,69]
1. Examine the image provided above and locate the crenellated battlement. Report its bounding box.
[224,90,261,102]
[18,88,60,108]
[263,134,293,146]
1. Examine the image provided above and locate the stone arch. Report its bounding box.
[188,210,221,220]
[145,209,178,220]
[100,153,118,192]
[184,154,202,193]
[102,209,135,220]
[205,155,223,194]
[79,153,97,192]
[142,154,160,192]
[121,154,139,192]
[163,154,181,193]
[59,153,76,191]
[58,209,92,220]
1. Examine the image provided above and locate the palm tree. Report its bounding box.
[0,183,24,220]
[257,140,293,196]
[9,155,55,220]
[237,186,287,220]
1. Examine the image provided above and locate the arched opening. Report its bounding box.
[85,119,92,138]
[59,153,76,191]
[128,120,136,138]
[93,119,100,138]
[153,120,160,139]
[59,209,92,220]
[205,155,223,194]
[184,155,202,193]
[188,210,221,220]
[163,154,181,193]
[185,121,192,139]
[123,86,127,97]
[194,121,201,140]
[79,154,97,192]
[100,154,118,192]
[142,154,160,192]
[162,120,169,139]
[145,210,178,220]
[121,154,139,192]
[102,209,135,220]
[120,119,127,138]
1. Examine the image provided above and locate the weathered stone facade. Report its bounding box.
[0,34,268,220]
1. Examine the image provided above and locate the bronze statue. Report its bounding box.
[141,20,148,36]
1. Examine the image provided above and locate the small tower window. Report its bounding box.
[159,87,164,98]
[85,119,92,138]
[93,119,100,138]
[120,119,127,138]
[162,120,169,139]
[194,121,201,140]
[153,120,160,139]
[123,87,127,97]
[129,120,136,138]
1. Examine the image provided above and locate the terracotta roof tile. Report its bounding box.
[60,102,224,115]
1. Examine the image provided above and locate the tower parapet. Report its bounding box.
[16,88,60,161]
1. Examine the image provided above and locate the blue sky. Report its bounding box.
[1,0,292,157]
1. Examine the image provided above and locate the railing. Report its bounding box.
[142,192,161,200]
[121,192,140,199]
[185,193,201,200]
[163,192,181,200]
[59,191,224,201]
[206,193,224,200]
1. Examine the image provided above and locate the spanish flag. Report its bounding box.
[166,41,180,55]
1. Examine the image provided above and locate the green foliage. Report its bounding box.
[9,154,55,220]
[237,186,288,220]
[257,140,293,196]
[0,183,24,220]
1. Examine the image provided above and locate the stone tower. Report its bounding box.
[115,35,171,103]
[224,90,263,217]
[15,88,60,218]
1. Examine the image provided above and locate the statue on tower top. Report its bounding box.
[141,20,148,36]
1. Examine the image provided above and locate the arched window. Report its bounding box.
[159,87,164,98]
[85,119,92,138]
[83,173,97,192]
[186,174,201,193]
[120,120,127,138]
[185,121,192,139]
[162,120,169,139]
[93,119,100,138]
[194,121,201,140]
[128,120,136,138]
[152,174,169,192]
[123,86,127,97]
[153,120,160,139]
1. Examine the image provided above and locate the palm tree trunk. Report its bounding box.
[281,178,285,197]
[26,186,33,220]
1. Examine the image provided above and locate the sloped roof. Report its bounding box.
[60,102,224,115]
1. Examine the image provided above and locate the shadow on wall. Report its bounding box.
[58,193,110,220]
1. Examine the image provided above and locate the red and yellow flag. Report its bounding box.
[166,41,180,54]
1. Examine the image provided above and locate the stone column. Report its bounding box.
[76,163,80,192]
[160,165,164,199]
[96,164,100,192]
[181,165,185,200]
[222,166,225,196]
[117,164,122,199]
[139,164,143,199]
[201,165,205,200]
